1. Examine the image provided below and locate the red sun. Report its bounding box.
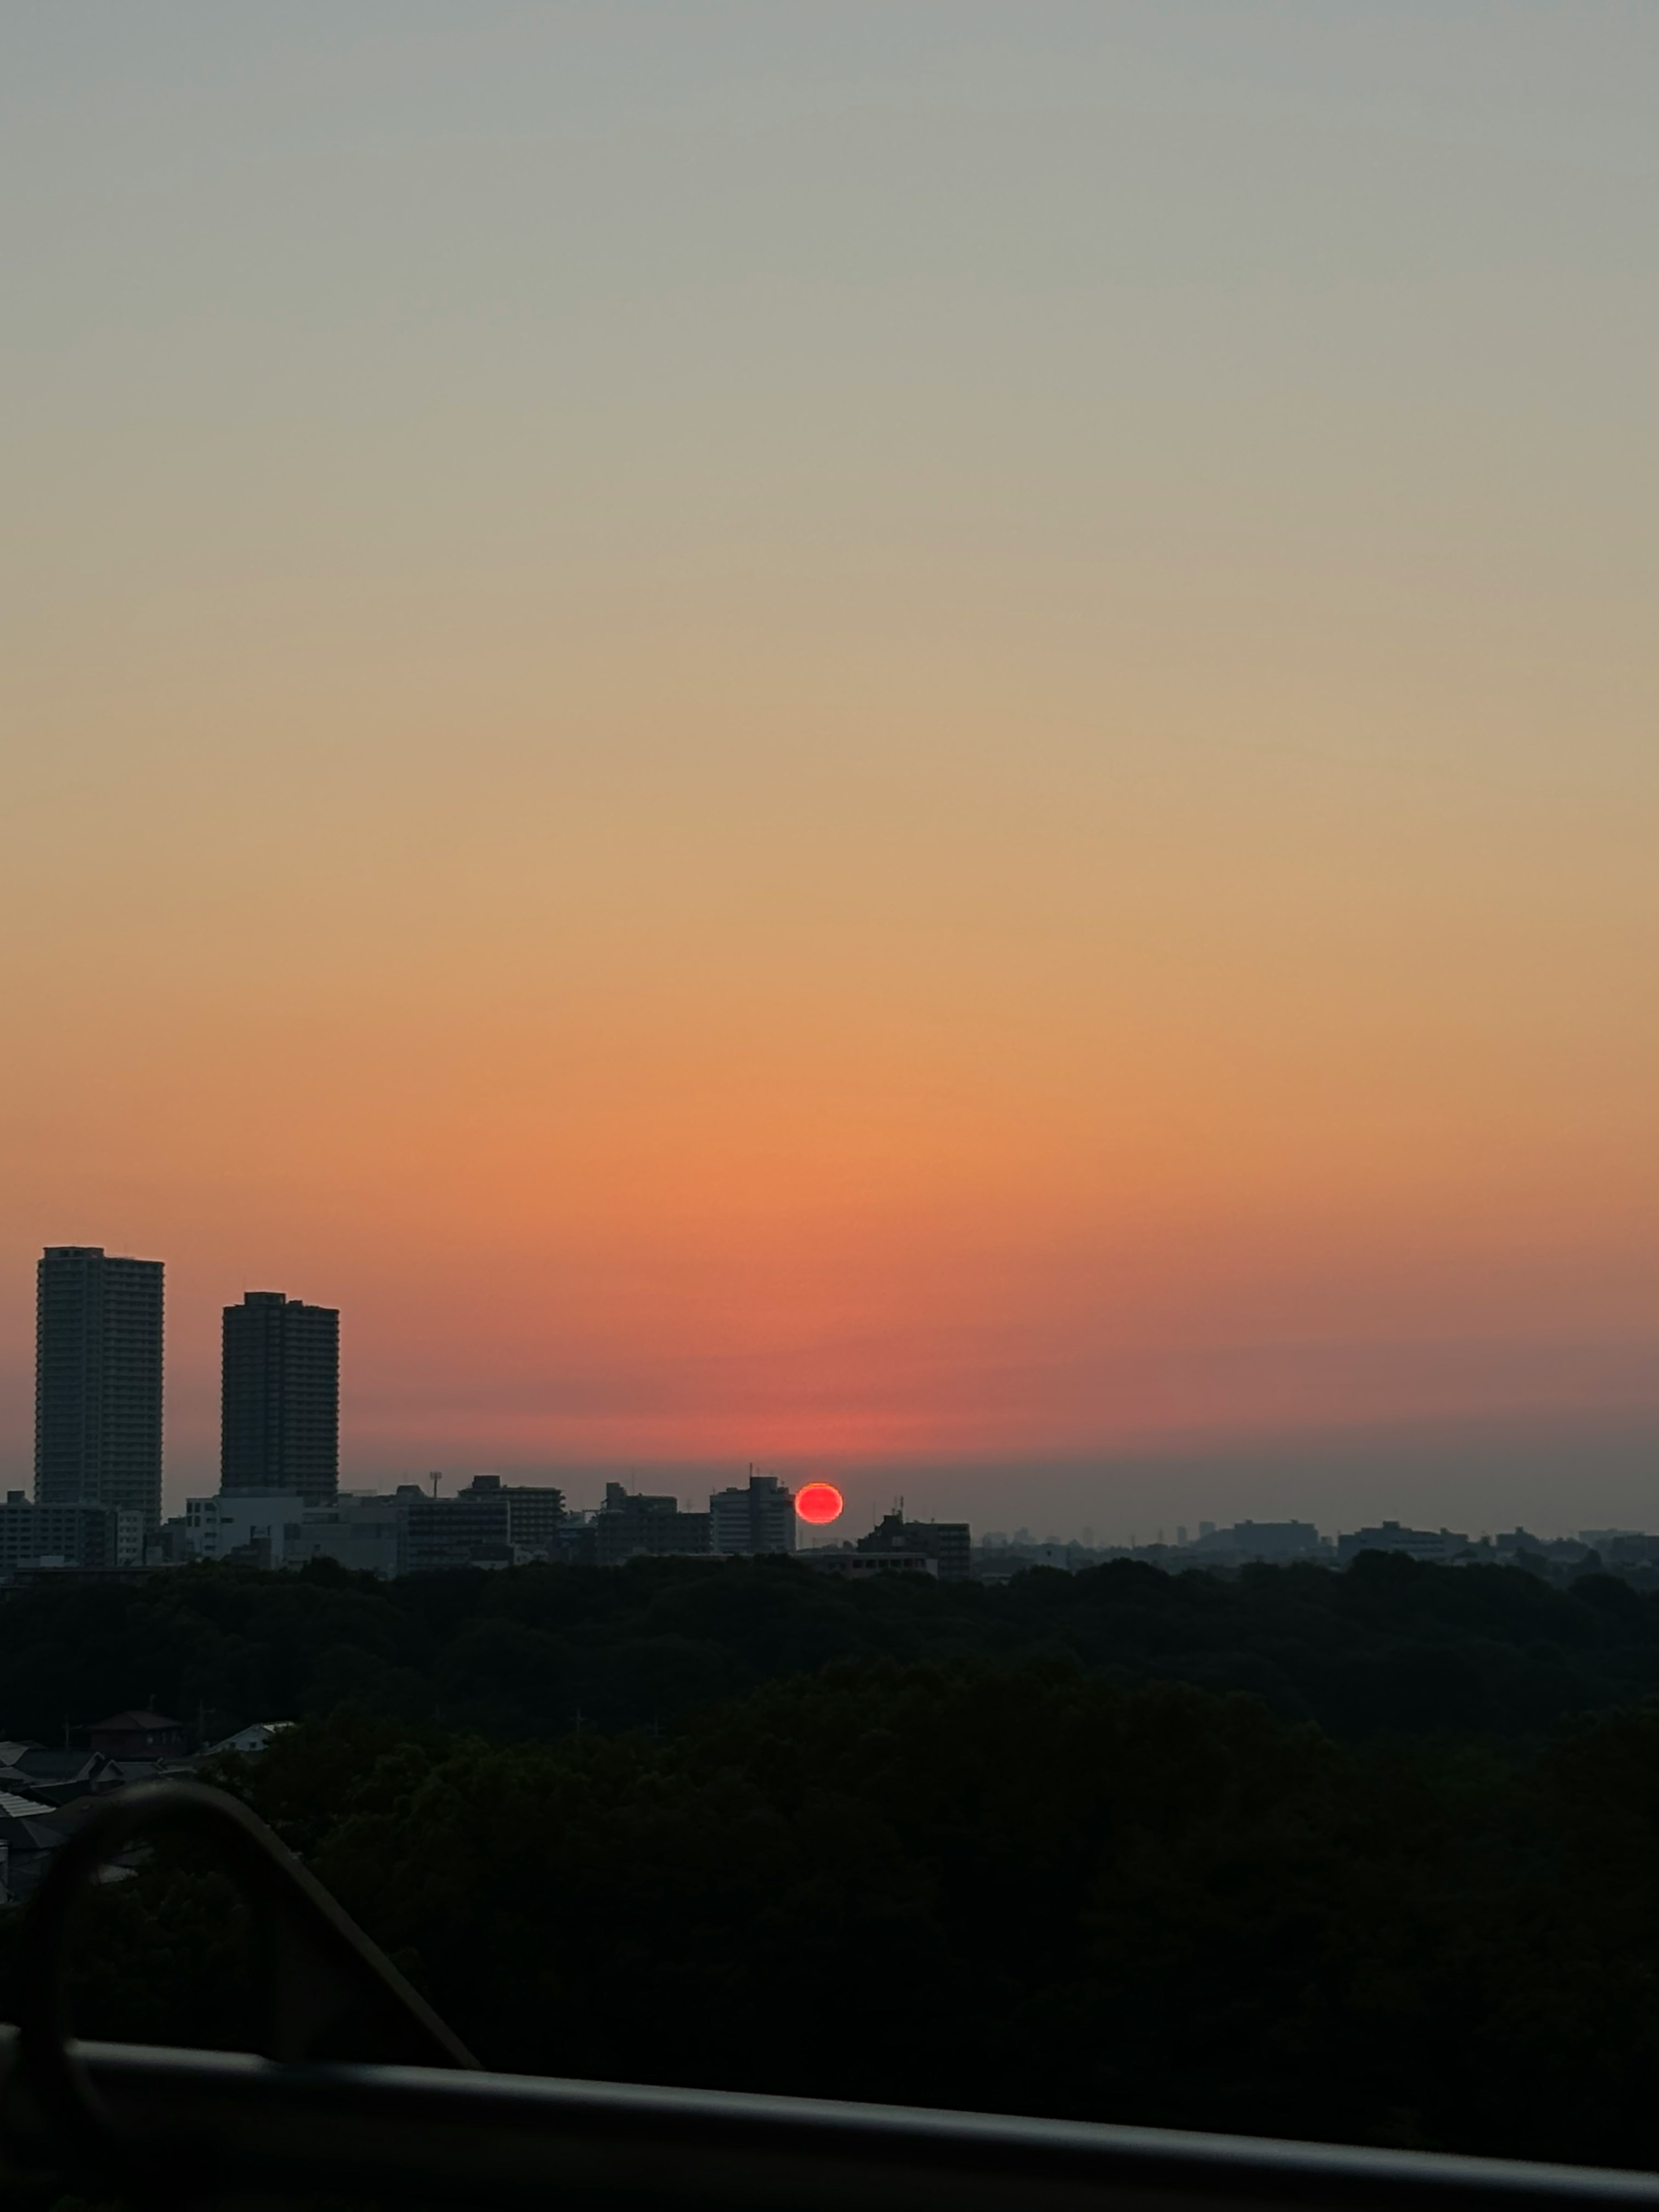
[795,1481,845,1527]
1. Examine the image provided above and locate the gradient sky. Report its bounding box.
[3,4,1656,1532]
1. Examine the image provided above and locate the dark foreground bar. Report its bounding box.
[5,2025,1659,2212]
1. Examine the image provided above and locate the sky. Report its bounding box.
[2,3,1656,1533]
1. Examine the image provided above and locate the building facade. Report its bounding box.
[35,1246,165,1529]
[1335,1522,1470,1566]
[283,1495,406,1579]
[595,1483,712,1564]
[0,1492,142,1573]
[803,1550,938,1580]
[855,1511,971,1581]
[461,1474,566,1555]
[1187,1520,1326,1565]
[222,1291,340,1504]
[185,1491,307,1567]
[401,1475,566,1571]
[709,1473,796,1556]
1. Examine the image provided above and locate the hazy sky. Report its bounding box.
[3,4,1656,1530]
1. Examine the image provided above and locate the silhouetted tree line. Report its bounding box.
[5,1548,1659,1749]
[19,1662,1659,2169]
[13,1554,1659,2166]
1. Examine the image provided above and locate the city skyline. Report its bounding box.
[4,1239,1653,1541]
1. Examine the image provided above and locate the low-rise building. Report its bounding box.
[802,1549,939,1579]
[477,1475,566,1555]
[1186,1521,1326,1564]
[855,1511,971,1581]
[1336,1522,1471,1566]
[0,1494,143,1573]
[185,1491,307,1567]
[285,1494,406,1578]
[404,1482,509,1570]
[403,1475,569,1572]
[595,1483,711,1564]
[89,1710,186,1759]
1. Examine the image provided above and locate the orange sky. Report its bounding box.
[2,6,1656,1528]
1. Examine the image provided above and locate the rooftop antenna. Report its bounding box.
[429,1471,442,1498]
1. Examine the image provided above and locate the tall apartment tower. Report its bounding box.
[221,1291,339,1504]
[35,1246,165,1530]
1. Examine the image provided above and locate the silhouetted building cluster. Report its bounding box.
[801,1509,972,1582]
[23,1243,1650,1597]
[404,1474,569,1571]
[29,1247,340,1569]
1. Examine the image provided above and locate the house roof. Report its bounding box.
[89,1710,182,1732]
[205,1721,294,1755]
[0,1814,67,1849]
[0,1790,52,1819]
[4,1748,110,1780]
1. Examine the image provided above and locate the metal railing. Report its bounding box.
[4,1781,1658,2211]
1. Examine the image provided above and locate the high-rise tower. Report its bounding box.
[221,1291,339,1504]
[35,1246,165,1530]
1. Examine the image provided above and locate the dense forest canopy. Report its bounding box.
[3,1550,1658,1748]
[11,1555,1659,2170]
[23,1665,1659,2171]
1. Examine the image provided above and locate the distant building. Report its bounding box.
[550,1507,597,1565]
[709,1474,796,1556]
[463,1475,566,1555]
[172,1475,566,1579]
[404,1481,509,1570]
[1186,1521,1325,1564]
[0,1493,142,1573]
[402,1475,567,1571]
[1336,1521,1470,1566]
[222,1291,340,1505]
[972,1538,1091,1580]
[803,1550,939,1580]
[186,1491,307,1567]
[143,1516,195,1567]
[88,1710,186,1759]
[283,1494,406,1578]
[35,1246,165,1531]
[595,1482,712,1564]
[855,1511,970,1581]
[1579,1530,1659,1568]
